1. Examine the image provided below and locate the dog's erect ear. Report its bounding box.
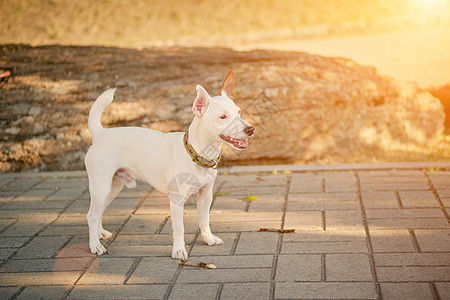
[193,85,211,116]
[220,71,236,100]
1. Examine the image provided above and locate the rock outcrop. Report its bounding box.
[0,45,446,172]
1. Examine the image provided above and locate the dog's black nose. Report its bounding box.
[244,125,255,136]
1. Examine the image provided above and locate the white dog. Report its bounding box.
[85,71,254,259]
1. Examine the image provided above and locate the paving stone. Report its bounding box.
[361,191,399,209]
[0,209,60,219]
[1,200,70,211]
[15,236,71,259]
[221,174,289,188]
[120,215,167,234]
[159,213,199,234]
[275,282,377,299]
[234,232,278,254]
[359,171,427,183]
[373,253,450,267]
[325,210,363,230]
[290,174,323,193]
[366,208,444,219]
[398,190,440,207]
[126,257,179,284]
[0,236,29,248]
[323,172,357,192]
[67,285,168,300]
[221,282,271,299]
[360,182,429,191]
[427,172,450,189]
[368,218,448,230]
[370,230,415,252]
[221,185,285,196]
[45,187,87,201]
[176,268,272,283]
[0,271,80,286]
[210,220,282,232]
[168,284,218,300]
[326,254,373,281]
[0,248,17,259]
[4,177,43,191]
[189,233,236,256]
[16,285,70,300]
[281,240,367,254]
[248,195,284,212]
[77,257,135,284]
[11,188,55,202]
[287,192,359,210]
[377,266,450,282]
[1,257,92,272]
[56,236,96,258]
[276,254,321,282]
[106,245,173,257]
[380,283,433,300]
[436,282,450,300]
[0,287,20,299]
[112,233,194,246]
[211,195,247,212]
[284,211,322,230]
[186,255,273,269]
[413,229,450,252]
[39,224,119,236]
[52,214,129,226]
[282,230,366,242]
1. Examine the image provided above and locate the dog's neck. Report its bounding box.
[188,117,223,161]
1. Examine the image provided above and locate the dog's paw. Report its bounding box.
[90,242,108,256]
[172,246,188,260]
[99,229,113,240]
[203,234,224,246]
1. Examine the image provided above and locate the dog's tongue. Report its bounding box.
[238,139,249,148]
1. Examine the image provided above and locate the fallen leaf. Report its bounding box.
[272,169,279,175]
[244,195,260,201]
[282,170,293,175]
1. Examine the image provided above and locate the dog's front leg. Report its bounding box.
[169,198,188,260]
[197,186,223,246]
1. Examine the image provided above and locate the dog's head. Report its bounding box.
[192,71,254,150]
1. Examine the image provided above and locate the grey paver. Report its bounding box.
[414,229,450,252]
[276,254,321,281]
[369,230,415,252]
[14,236,71,259]
[0,163,449,300]
[234,232,278,254]
[125,257,178,284]
[221,282,271,299]
[380,283,433,299]
[436,282,450,300]
[176,268,272,283]
[77,257,135,285]
[287,192,359,210]
[16,286,70,300]
[67,285,168,300]
[398,190,440,207]
[326,254,373,281]
[168,284,218,300]
[377,266,450,282]
[275,282,378,299]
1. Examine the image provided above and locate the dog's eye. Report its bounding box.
[219,114,227,119]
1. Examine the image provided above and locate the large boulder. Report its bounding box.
[0,45,445,172]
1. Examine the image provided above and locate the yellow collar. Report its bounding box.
[183,131,222,169]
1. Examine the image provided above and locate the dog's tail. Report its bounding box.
[88,88,116,142]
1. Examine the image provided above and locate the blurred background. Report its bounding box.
[1,0,450,172]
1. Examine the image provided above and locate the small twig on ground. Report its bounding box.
[258,228,295,233]
[180,260,217,269]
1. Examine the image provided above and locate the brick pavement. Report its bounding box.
[0,162,449,299]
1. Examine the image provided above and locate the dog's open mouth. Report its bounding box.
[220,134,249,149]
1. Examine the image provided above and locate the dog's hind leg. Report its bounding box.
[87,180,110,255]
[98,176,124,241]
